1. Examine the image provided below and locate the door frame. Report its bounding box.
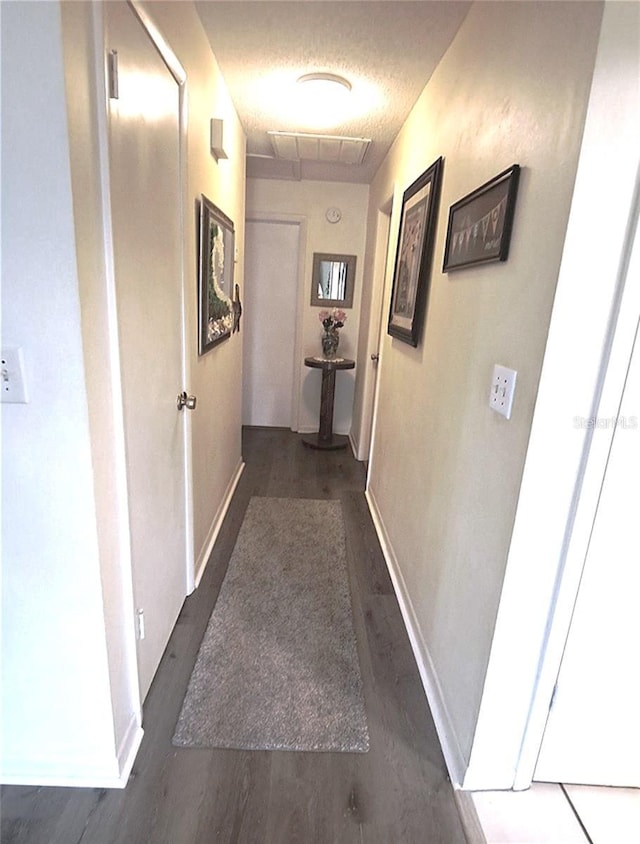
[93,0,193,701]
[534,303,640,786]
[244,211,307,431]
[526,199,640,786]
[362,198,394,466]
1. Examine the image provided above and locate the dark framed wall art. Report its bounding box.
[442,164,520,272]
[198,194,235,355]
[388,157,443,346]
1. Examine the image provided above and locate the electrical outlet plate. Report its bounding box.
[490,364,517,419]
[1,347,29,403]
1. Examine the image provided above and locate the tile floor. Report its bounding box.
[564,785,640,844]
[470,782,640,844]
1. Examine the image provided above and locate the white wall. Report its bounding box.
[61,0,143,771]
[1,1,136,786]
[142,1,246,580]
[246,178,369,436]
[1,0,247,786]
[363,0,604,785]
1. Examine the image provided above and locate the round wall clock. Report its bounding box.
[325,206,342,224]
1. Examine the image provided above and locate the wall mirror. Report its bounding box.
[311,252,356,308]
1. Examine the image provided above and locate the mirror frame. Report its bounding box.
[310,252,357,309]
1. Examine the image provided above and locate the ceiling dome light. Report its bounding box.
[297,72,352,94]
[295,72,353,130]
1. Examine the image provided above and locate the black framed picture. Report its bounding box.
[442,164,520,272]
[198,194,234,355]
[388,157,443,346]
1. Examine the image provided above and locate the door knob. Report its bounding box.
[370,353,380,362]
[177,391,197,411]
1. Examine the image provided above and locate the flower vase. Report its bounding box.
[322,328,339,358]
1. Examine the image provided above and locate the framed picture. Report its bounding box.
[198,194,234,355]
[388,157,443,346]
[310,252,356,308]
[442,164,520,272]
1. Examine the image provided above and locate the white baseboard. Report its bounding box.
[194,458,245,588]
[115,714,144,786]
[1,717,144,789]
[365,486,467,789]
[349,427,370,463]
[298,425,351,437]
[454,789,487,844]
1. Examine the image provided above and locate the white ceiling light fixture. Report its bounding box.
[297,72,352,96]
[294,72,353,130]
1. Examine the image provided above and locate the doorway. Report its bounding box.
[243,219,301,428]
[357,201,393,466]
[534,293,640,784]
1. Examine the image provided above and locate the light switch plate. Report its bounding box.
[1,347,29,403]
[490,364,517,419]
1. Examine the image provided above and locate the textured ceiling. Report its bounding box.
[195,1,471,183]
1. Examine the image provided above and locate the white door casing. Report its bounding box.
[106,1,189,701]
[534,318,640,787]
[362,203,393,468]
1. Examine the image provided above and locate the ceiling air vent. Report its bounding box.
[268,131,371,166]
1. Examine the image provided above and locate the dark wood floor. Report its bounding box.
[1,428,467,843]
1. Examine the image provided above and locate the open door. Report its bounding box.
[354,202,392,464]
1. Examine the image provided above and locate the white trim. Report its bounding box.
[366,188,399,487]
[365,486,466,788]
[520,200,640,787]
[348,423,361,459]
[1,717,143,790]
[297,424,318,434]
[115,713,145,783]
[356,202,393,462]
[128,1,186,84]
[91,1,142,716]
[348,431,359,460]
[193,459,245,589]
[454,790,487,844]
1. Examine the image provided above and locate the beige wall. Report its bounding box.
[144,1,246,573]
[465,0,640,789]
[365,0,603,775]
[246,178,369,436]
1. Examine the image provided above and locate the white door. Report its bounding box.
[107,2,188,701]
[242,220,299,427]
[362,206,392,464]
[535,322,640,786]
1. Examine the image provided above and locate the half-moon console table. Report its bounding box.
[302,356,355,450]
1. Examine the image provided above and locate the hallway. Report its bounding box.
[1,428,466,844]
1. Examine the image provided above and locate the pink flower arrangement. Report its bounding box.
[319,308,347,331]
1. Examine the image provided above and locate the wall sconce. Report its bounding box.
[210,118,228,161]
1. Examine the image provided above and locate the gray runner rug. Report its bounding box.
[172,496,369,753]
